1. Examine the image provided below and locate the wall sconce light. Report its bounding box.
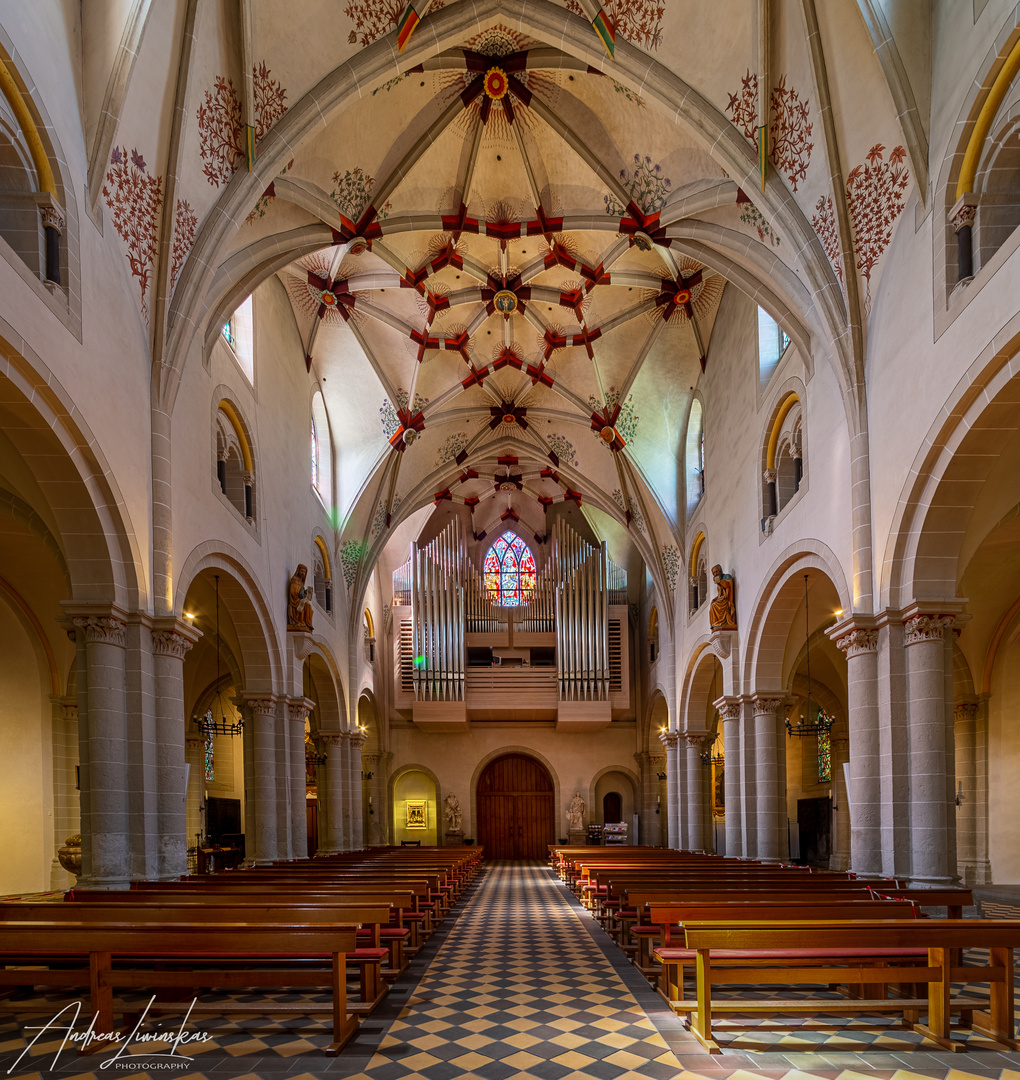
[368,794,374,815]
[312,751,328,765]
[656,771,667,781]
[363,770,374,780]
[955,780,964,807]
[655,794,661,815]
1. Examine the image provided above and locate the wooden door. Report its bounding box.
[477,754,555,860]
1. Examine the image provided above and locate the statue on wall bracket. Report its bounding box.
[709,565,737,631]
[288,564,314,631]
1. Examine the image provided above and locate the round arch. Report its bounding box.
[388,762,442,846]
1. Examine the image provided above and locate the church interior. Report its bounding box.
[3,0,1020,1077]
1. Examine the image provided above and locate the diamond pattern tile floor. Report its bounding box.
[3,862,1020,1080]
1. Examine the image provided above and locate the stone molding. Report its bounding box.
[834,627,879,658]
[72,615,126,647]
[709,629,736,659]
[903,613,955,646]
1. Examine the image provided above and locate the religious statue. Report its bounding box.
[443,793,462,832]
[288,564,314,630]
[708,564,737,631]
[566,791,585,831]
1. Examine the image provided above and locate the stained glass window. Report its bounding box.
[203,722,215,782]
[483,532,536,607]
[310,420,319,489]
[816,712,832,783]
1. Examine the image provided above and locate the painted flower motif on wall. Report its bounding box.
[565,0,665,50]
[340,538,365,590]
[196,63,288,188]
[726,71,814,192]
[344,0,445,46]
[330,167,391,222]
[371,495,401,537]
[590,387,639,446]
[739,201,780,247]
[605,154,671,216]
[435,431,469,467]
[246,159,294,225]
[170,198,197,295]
[546,433,577,466]
[612,489,646,532]
[102,146,163,320]
[811,194,842,283]
[846,144,909,312]
[661,543,681,596]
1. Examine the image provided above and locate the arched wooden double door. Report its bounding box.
[476,754,554,860]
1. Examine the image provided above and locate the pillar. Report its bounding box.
[318,733,345,854]
[954,699,978,885]
[184,735,204,852]
[950,196,976,284]
[151,620,199,878]
[903,614,955,885]
[151,405,173,616]
[832,625,882,876]
[288,697,314,859]
[49,697,80,888]
[717,698,741,859]
[40,201,62,285]
[350,730,366,850]
[72,613,130,887]
[752,696,784,862]
[974,694,992,883]
[241,694,278,864]
[764,468,778,517]
[739,700,757,857]
[660,732,679,849]
[243,470,254,522]
[684,733,708,852]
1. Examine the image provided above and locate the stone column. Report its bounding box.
[184,735,204,852]
[954,700,978,885]
[151,621,199,879]
[739,701,757,857]
[241,695,278,864]
[338,732,353,851]
[763,467,778,518]
[974,694,992,883]
[752,696,785,862]
[318,733,345,853]
[950,195,977,284]
[660,732,679,849]
[716,698,741,860]
[151,406,174,617]
[73,614,130,887]
[350,731,367,851]
[831,625,882,876]
[903,614,955,885]
[242,470,254,522]
[684,733,709,852]
[287,697,314,860]
[49,698,80,888]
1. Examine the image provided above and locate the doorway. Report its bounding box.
[603,791,622,823]
[476,754,555,860]
[796,796,831,867]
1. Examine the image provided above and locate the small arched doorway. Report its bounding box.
[603,792,622,823]
[476,754,554,860]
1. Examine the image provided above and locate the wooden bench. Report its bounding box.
[0,919,361,1054]
[679,918,1020,1054]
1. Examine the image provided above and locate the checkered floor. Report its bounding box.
[3,862,1020,1080]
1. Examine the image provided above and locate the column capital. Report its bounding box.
[240,693,277,717]
[38,198,64,232]
[286,696,315,723]
[713,696,741,723]
[659,731,679,750]
[763,468,777,483]
[72,614,127,647]
[752,695,786,718]
[682,730,711,749]
[185,736,205,751]
[903,613,955,646]
[949,193,977,232]
[349,730,367,749]
[151,617,201,659]
[954,700,979,724]
[833,627,879,658]
[319,731,345,749]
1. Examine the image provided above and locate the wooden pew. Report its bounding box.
[0,920,361,1054]
[680,918,1020,1054]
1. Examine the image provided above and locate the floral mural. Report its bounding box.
[605,154,671,217]
[565,0,665,50]
[661,543,681,596]
[546,433,577,466]
[612,489,645,532]
[197,63,288,188]
[102,147,163,320]
[591,387,639,445]
[435,431,469,467]
[170,199,197,295]
[739,200,780,247]
[246,159,293,225]
[846,144,909,312]
[726,71,814,192]
[339,538,365,590]
[812,194,842,283]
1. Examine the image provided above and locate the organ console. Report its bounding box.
[392,518,628,730]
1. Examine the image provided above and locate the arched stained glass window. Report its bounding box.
[483,532,537,607]
[310,420,319,489]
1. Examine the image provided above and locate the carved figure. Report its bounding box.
[288,564,314,630]
[709,564,737,631]
[443,793,462,832]
[566,791,585,831]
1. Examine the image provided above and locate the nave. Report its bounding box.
[4,863,1020,1080]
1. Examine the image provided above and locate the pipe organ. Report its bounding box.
[392,519,628,730]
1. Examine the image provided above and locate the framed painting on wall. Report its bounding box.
[405,800,427,829]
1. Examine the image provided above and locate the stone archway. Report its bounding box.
[476,753,555,860]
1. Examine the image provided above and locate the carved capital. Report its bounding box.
[950,195,977,233]
[349,730,367,749]
[151,628,195,660]
[752,696,785,718]
[242,471,254,486]
[319,732,345,749]
[714,697,741,723]
[39,202,64,232]
[763,468,777,484]
[682,730,710,749]
[659,731,679,751]
[241,694,276,718]
[185,736,205,752]
[834,627,879,659]
[73,615,126,647]
[287,696,315,723]
[954,701,978,725]
[60,703,79,723]
[903,613,954,646]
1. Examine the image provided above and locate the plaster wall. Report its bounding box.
[988,631,1020,880]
